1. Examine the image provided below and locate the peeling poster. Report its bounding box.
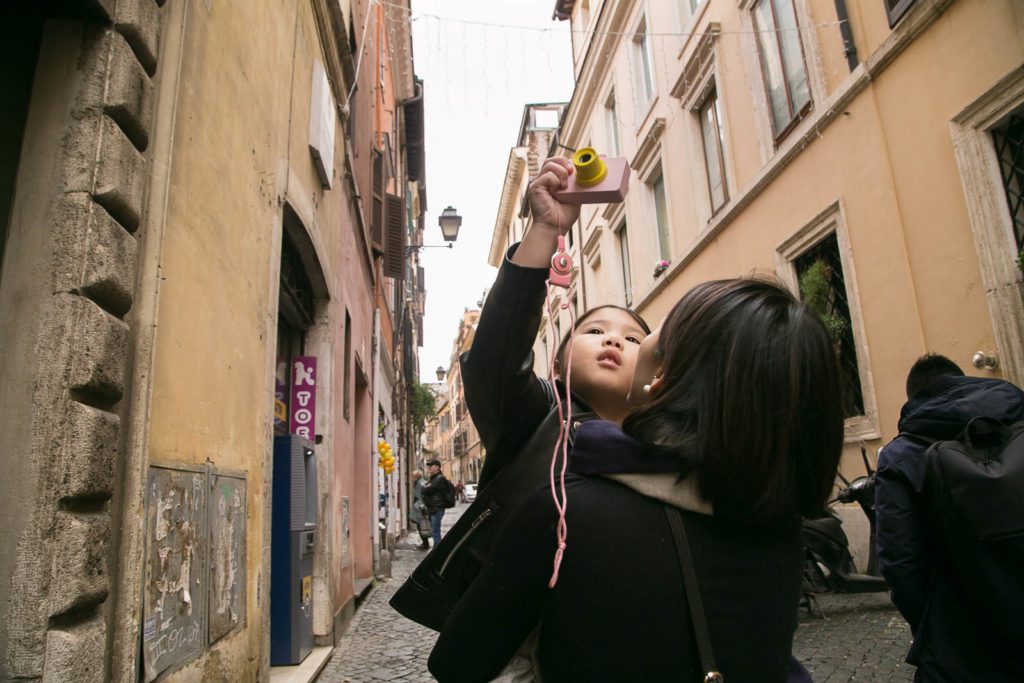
[143,466,207,682]
[208,473,246,644]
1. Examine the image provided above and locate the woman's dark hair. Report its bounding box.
[554,305,650,376]
[622,278,844,525]
[905,353,963,400]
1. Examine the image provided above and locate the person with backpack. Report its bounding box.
[422,459,455,547]
[875,353,1024,682]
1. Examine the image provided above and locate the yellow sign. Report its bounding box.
[302,576,311,605]
[274,399,287,423]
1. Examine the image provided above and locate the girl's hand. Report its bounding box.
[528,157,581,235]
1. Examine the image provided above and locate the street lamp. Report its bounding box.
[438,206,462,242]
[407,206,462,255]
[435,365,446,381]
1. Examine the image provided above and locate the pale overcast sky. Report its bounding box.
[411,0,575,383]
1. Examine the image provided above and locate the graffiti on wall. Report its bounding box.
[341,495,350,568]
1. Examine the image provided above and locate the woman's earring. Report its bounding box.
[642,384,651,394]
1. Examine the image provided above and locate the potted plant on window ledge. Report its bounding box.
[653,259,670,278]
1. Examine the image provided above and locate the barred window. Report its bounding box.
[992,111,1024,255]
[794,233,864,418]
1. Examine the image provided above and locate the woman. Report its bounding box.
[391,158,650,630]
[428,278,845,682]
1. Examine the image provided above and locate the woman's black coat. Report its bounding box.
[428,422,804,683]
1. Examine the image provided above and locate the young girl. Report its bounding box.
[428,278,844,682]
[390,157,650,630]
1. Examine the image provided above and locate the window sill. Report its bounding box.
[844,415,880,443]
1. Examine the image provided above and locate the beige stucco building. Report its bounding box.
[491,0,1023,566]
[495,0,1023,462]
[425,308,484,486]
[0,0,428,680]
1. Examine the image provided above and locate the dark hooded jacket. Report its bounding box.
[429,421,804,683]
[390,245,597,630]
[875,375,1024,682]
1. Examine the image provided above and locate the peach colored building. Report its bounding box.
[493,0,1024,566]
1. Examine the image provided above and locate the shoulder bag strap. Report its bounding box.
[664,505,723,683]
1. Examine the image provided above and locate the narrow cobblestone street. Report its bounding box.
[319,503,917,682]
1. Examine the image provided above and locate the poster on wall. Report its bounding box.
[208,473,247,645]
[290,356,316,439]
[142,466,208,682]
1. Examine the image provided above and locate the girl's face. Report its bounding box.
[561,308,648,416]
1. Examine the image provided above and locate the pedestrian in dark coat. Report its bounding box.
[875,354,1024,682]
[429,278,845,682]
[421,460,452,547]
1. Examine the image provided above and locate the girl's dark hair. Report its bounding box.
[622,278,844,525]
[554,305,650,375]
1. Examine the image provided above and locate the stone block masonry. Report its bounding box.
[1,2,163,679]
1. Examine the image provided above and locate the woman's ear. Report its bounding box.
[648,368,666,396]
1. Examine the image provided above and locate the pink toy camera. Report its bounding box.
[552,148,630,205]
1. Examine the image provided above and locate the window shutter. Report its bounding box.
[383,193,405,279]
[371,151,385,255]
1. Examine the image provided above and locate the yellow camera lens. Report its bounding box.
[572,147,607,187]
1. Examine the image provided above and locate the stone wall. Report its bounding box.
[0,1,163,679]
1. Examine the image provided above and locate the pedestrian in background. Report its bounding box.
[421,459,454,547]
[455,480,466,504]
[875,354,1024,681]
[409,469,431,551]
[429,278,844,682]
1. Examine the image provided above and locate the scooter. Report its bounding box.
[801,447,887,613]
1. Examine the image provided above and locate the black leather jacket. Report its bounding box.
[390,244,595,631]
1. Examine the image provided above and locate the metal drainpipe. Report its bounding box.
[834,0,859,72]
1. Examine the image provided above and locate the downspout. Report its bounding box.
[834,0,859,72]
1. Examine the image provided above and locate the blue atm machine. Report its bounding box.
[271,435,317,665]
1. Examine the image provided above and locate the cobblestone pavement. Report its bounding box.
[320,503,917,682]
[318,503,469,682]
[795,593,916,682]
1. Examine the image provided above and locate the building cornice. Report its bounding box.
[489,148,528,267]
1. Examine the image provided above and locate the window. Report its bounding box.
[650,170,671,260]
[884,0,917,27]
[753,0,811,140]
[699,89,729,212]
[682,0,700,18]
[534,108,560,129]
[617,223,633,307]
[794,233,864,418]
[632,17,655,109]
[992,111,1024,255]
[605,91,621,156]
[579,0,591,28]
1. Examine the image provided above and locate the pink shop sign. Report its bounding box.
[290,356,316,440]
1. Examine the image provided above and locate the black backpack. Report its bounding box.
[442,478,456,509]
[905,417,1024,641]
